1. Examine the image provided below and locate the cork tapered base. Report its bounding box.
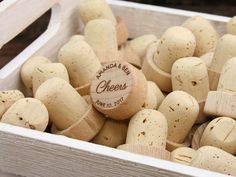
[51,105,105,141]
[117,144,170,160]
[116,16,129,46]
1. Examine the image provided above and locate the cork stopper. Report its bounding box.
[172,57,209,124]
[200,117,236,155]
[172,57,209,102]
[143,81,165,109]
[58,36,101,88]
[205,57,236,119]
[126,109,168,148]
[217,57,236,92]
[92,119,128,148]
[79,0,117,25]
[84,19,118,64]
[116,16,129,46]
[125,34,158,64]
[1,98,49,132]
[117,109,170,160]
[21,56,51,91]
[208,34,236,90]
[142,41,172,92]
[32,63,69,95]
[227,16,236,35]
[90,61,147,120]
[200,52,214,68]
[182,16,219,57]
[154,26,196,73]
[190,146,236,176]
[158,91,199,144]
[191,122,209,150]
[35,77,88,130]
[0,90,24,117]
[118,46,142,69]
[51,105,105,141]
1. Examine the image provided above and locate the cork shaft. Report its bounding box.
[1,98,49,132]
[158,91,199,143]
[0,90,24,117]
[32,63,69,95]
[58,37,101,88]
[92,119,128,148]
[20,56,51,91]
[126,109,168,149]
[154,26,196,73]
[85,19,118,64]
[35,78,88,130]
[182,16,219,57]
[79,0,117,25]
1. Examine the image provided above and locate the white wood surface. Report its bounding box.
[109,0,229,38]
[0,123,227,177]
[0,0,230,176]
[0,0,60,47]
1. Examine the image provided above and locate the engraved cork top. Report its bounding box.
[90,61,147,120]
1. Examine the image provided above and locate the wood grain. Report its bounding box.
[0,123,226,177]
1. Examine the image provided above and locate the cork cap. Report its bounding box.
[90,61,147,120]
[142,41,172,92]
[51,105,105,141]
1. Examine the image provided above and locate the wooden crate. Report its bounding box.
[0,0,230,176]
